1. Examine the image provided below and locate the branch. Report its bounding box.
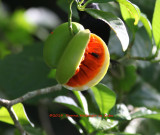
[9,84,62,106]
[7,107,28,135]
[0,98,10,107]
[0,84,62,135]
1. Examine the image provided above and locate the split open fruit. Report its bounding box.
[43,22,110,91]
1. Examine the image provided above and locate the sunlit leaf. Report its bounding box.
[152,0,160,48]
[91,83,116,114]
[117,0,140,25]
[0,41,11,59]
[73,91,89,114]
[11,10,35,33]
[15,126,45,135]
[89,117,118,130]
[83,90,101,114]
[0,103,34,126]
[84,0,114,4]
[140,13,152,42]
[131,107,160,120]
[85,8,129,51]
[53,96,93,133]
[110,104,131,120]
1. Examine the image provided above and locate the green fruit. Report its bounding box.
[43,22,110,91]
[56,29,90,84]
[43,22,84,68]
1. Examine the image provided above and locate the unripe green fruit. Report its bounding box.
[43,22,84,68]
[56,29,90,84]
[43,22,110,91]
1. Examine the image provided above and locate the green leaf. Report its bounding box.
[139,63,160,90]
[0,103,34,126]
[83,90,101,114]
[91,83,116,114]
[140,13,152,42]
[0,43,57,100]
[15,126,45,135]
[119,2,140,34]
[110,104,131,120]
[89,117,118,130]
[73,91,89,114]
[152,0,160,48]
[53,96,93,133]
[0,107,14,125]
[112,65,137,92]
[0,41,11,59]
[125,118,160,135]
[85,8,129,51]
[131,27,152,61]
[128,79,160,109]
[131,107,160,121]
[105,133,141,135]
[54,96,84,115]
[84,0,114,4]
[117,0,140,25]
[57,0,79,19]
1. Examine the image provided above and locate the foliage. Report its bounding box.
[0,0,160,135]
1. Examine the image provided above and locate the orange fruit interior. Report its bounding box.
[66,33,105,87]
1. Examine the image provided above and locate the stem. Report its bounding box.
[9,84,61,106]
[0,84,62,134]
[128,47,159,62]
[151,59,160,63]
[121,33,160,63]
[79,0,85,5]
[126,34,135,56]
[68,0,74,35]
[82,0,92,9]
[7,107,28,135]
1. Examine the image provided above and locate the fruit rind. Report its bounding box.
[56,29,91,84]
[63,33,110,91]
[43,22,84,68]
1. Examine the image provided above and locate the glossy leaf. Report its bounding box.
[0,103,34,126]
[85,8,129,51]
[119,3,139,34]
[117,0,140,25]
[89,117,118,130]
[53,96,93,132]
[73,91,89,114]
[84,0,114,4]
[110,104,131,120]
[83,90,101,114]
[152,0,160,48]
[91,83,116,114]
[128,80,160,109]
[131,107,160,120]
[140,13,152,42]
[15,126,45,135]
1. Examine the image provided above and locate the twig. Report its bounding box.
[0,84,62,134]
[68,0,74,35]
[0,98,10,107]
[7,107,28,135]
[9,84,62,106]
[129,48,159,62]
[126,35,135,56]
